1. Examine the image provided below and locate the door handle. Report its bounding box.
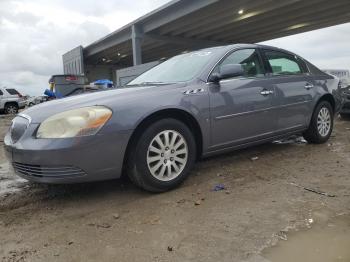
[260,89,274,96]
[305,83,314,90]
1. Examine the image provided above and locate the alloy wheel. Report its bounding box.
[317,107,331,137]
[6,105,17,114]
[147,130,188,181]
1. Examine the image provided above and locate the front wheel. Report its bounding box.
[303,101,333,144]
[127,118,196,192]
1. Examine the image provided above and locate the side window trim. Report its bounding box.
[262,49,308,77]
[297,56,310,75]
[257,48,272,76]
[207,48,267,82]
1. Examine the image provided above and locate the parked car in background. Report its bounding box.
[4,44,343,192]
[26,97,39,107]
[322,69,350,118]
[26,96,49,107]
[340,83,350,117]
[0,87,26,114]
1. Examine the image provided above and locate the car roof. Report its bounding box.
[1,87,13,91]
[199,43,297,56]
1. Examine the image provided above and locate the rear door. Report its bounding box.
[209,48,278,149]
[262,49,314,133]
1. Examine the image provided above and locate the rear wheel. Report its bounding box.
[127,118,196,192]
[303,101,333,144]
[4,103,18,114]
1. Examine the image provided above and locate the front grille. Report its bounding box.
[13,162,86,178]
[10,116,29,143]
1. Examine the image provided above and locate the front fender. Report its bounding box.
[102,85,211,154]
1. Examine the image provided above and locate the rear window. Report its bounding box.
[264,50,305,75]
[0,90,3,95]
[6,89,20,95]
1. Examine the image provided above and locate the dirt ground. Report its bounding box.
[0,114,349,262]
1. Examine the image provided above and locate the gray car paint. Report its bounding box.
[4,44,342,184]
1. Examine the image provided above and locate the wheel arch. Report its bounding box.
[123,108,203,172]
[307,94,336,126]
[4,101,19,107]
[317,94,335,113]
[317,94,335,112]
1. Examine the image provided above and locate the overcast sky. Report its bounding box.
[1,0,350,96]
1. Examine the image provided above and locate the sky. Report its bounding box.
[0,0,350,96]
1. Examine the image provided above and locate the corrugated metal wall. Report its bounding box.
[62,46,84,75]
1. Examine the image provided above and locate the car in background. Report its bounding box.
[0,87,26,114]
[4,44,343,192]
[322,70,350,118]
[26,97,39,107]
[26,96,49,107]
[340,83,350,117]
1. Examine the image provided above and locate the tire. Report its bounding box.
[4,103,19,115]
[29,103,34,107]
[127,118,196,192]
[303,101,333,144]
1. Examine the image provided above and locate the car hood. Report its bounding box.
[21,83,186,123]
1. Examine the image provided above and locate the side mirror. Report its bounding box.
[209,64,244,83]
[220,64,244,79]
[208,73,221,83]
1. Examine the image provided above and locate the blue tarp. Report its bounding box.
[44,89,63,98]
[94,79,113,85]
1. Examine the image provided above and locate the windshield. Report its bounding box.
[127,50,218,86]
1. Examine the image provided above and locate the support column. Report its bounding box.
[131,24,143,66]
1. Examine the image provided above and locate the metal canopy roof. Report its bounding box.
[83,0,350,67]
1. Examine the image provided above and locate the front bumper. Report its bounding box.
[4,124,133,184]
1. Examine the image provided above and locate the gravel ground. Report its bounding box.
[0,114,349,262]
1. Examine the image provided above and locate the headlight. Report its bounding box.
[36,106,112,139]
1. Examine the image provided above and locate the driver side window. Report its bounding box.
[214,49,264,78]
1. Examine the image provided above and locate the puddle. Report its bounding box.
[0,162,27,196]
[263,214,350,262]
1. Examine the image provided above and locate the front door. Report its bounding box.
[209,48,278,150]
